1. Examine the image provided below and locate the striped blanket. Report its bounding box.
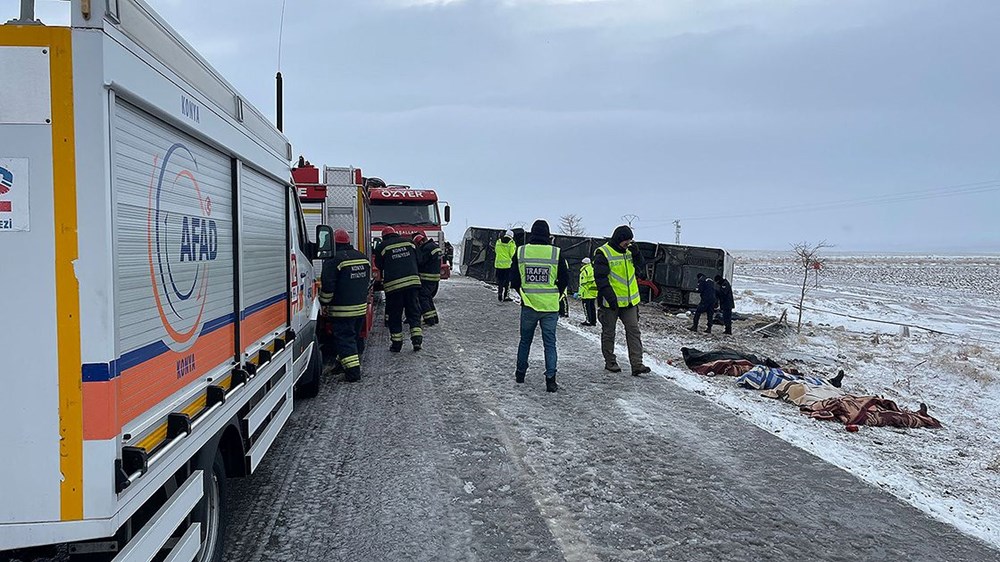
[735,365,831,391]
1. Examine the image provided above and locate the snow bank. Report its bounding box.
[555,253,1000,549]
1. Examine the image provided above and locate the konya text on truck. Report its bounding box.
[0,2,334,560]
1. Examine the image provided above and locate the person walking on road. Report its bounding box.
[319,229,371,382]
[494,230,517,302]
[374,226,424,352]
[715,275,734,335]
[443,241,454,269]
[510,219,569,392]
[594,225,651,376]
[414,231,443,326]
[690,273,717,333]
[578,257,597,326]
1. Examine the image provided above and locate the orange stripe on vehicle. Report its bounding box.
[240,300,287,351]
[82,325,235,439]
[82,381,118,440]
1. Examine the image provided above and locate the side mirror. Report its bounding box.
[443,204,451,225]
[316,225,334,259]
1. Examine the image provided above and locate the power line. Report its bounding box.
[641,179,1000,224]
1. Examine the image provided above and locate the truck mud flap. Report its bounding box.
[112,471,203,561]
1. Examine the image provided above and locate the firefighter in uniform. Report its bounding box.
[319,229,371,382]
[374,226,423,352]
[413,232,443,326]
[593,225,651,376]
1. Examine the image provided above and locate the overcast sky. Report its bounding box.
[13,0,1000,251]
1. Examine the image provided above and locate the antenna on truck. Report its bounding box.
[275,0,288,131]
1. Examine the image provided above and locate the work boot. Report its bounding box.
[390,341,403,353]
[546,376,558,393]
[345,367,361,382]
[704,328,712,334]
[412,336,423,351]
[688,326,698,332]
[723,329,732,335]
[632,365,651,376]
[605,363,622,373]
[515,371,525,384]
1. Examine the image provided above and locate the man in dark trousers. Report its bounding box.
[443,241,454,268]
[594,225,651,376]
[690,273,717,333]
[577,257,598,326]
[715,275,735,335]
[374,226,423,352]
[494,230,517,302]
[414,231,443,326]
[319,228,371,382]
[510,219,569,392]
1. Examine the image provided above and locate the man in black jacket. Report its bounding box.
[593,225,650,376]
[715,275,734,335]
[319,229,371,382]
[414,232,443,326]
[510,219,570,392]
[690,273,717,333]
[374,227,423,352]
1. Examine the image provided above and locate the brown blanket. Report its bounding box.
[689,359,756,377]
[801,395,942,429]
[761,380,844,406]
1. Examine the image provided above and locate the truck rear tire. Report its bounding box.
[192,450,227,562]
[295,342,322,399]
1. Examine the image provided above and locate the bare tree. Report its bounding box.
[792,240,832,333]
[558,214,587,236]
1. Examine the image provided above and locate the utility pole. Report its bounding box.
[673,220,681,244]
[621,214,639,227]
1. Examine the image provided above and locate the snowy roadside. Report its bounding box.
[470,252,1000,549]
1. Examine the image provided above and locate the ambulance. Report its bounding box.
[0,1,331,560]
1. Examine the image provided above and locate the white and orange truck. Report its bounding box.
[0,1,332,560]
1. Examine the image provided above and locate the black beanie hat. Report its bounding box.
[530,219,551,241]
[611,225,634,245]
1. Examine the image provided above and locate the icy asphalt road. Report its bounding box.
[222,277,999,562]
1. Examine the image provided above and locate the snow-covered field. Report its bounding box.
[560,252,1000,549]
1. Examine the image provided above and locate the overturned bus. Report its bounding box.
[460,226,734,308]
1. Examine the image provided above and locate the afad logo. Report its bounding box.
[0,166,13,213]
[147,143,219,351]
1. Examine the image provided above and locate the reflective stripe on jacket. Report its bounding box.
[494,238,517,269]
[516,244,561,312]
[596,244,640,308]
[377,235,421,292]
[578,263,598,299]
[320,250,371,318]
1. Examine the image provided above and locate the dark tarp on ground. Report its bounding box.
[461,226,730,307]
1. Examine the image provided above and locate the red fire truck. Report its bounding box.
[292,159,375,339]
[367,182,452,280]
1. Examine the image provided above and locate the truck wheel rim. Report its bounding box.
[197,471,221,561]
